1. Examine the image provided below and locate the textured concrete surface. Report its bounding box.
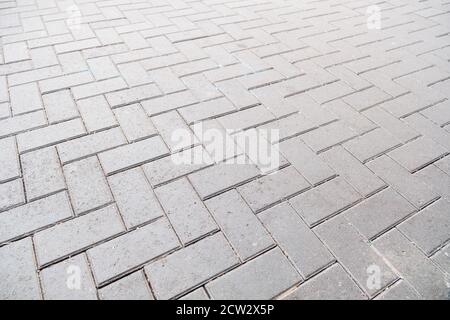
[1,0,450,300]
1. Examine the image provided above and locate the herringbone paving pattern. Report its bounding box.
[1,0,450,300]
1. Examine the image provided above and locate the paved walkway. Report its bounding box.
[1,0,450,300]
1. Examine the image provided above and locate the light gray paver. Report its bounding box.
[64,157,113,215]
[40,254,97,300]
[88,218,180,286]
[205,190,274,260]
[315,215,398,297]
[99,271,153,300]
[145,233,240,300]
[42,90,78,124]
[0,192,72,244]
[259,202,334,278]
[155,178,218,244]
[206,248,301,300]
[21,147,65,201]
[76,95,117,133]
[10,82,43,115]
[0,179,25,211]
[0,137,20,183]
[290,177,361,226]
[114,104,157,142]
[0,238,41,300]
[108,168,164,228]
[34,205,124,267]
[375,281,422,300]
[374,229,448,300]
[285,264,367,300]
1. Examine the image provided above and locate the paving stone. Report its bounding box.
[40,254,97,300]
[415,164,450,201]
[179,287,210,300]
[237,166,310,213]
[99,271,153,300]
[0,238,41,300]
[10,82,43,115]
[3,42,29,63]
[342,86,391,111]
[72,77,128,100]
[375,281,422,300]
[22,147,65,201]
[17,119,86,153]
[388,137,448,172]
[155,178,217,244]
[431,243,450,275]
[278,136,335,185]
[216,79,260,109]
[404,112,450,150]
[421,100,450,127]
[344,188,416,240]
[179,97,236,124]
[57,127,127,164]
[343,128,402,163]
[206,248,301,300]
[182,74,222,101]
[0,179,25,212]
[259,202,334,278]
[374,229,448,300]
[290,177,361,226]
[145,233,239,300]
[64,157,113,214]
[114,104,156,142]
[367,155,440,208]
[188,154,260,200]
[205,190,274,260]
[218,105,275,133]
[315,215,398,297]
[142,91,198,116]
[0,137,20,183]
[108,168,164,228]
[39,71,94,94]
[34,205,124,267]
[151,110,198,152]
[398,199,450,255]
[150,67,186,94]
[0,192,72,244]
[301,121,357,153]
[285,264,367,300]
[105,83,162,108]
[87,56,119,80]
[88,218,180,286]
[42,90,78,124]
[77,95,117,133]
[98,136,169,175]
[320,146,386,196]
[258,112,316,142]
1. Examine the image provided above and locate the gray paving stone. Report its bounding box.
[114,104,156,142]
[155,178,217,244]
[142,90,198,116]
[258,112,316,142]
[290,177,361,226]
[76,95,117,133]
[205,190,274,260]
[108,168,164,228]
[22,146,65,201]
[375,281,422,300]
[145,233,239,300]
[17,119,86,153]
[117,62,153,87]
[320,146,386,196]
[278,136,335,185]
[218,105,275,133]
[57,128,127,164]
[64,157,113,215]
[87,56,119,80]
[431,243,450,275]
[0,238,41,300]
[342,86,391,111]
[301,121,357,153]
[99,271,153,300]
[206,248,301,300]
[415,164,450,201]
[238,166,310,213]
[42,90,78,124]
[178,97,236,125]
[40,254,97,300]
[374,229,448,300]
[367,155,440,208]
[0,137,20,183]
[34,205,124,267]
[260,202,334,278]
[10,82,43,115]
[98,136,169,175]
[0,179,25,212]
[0,192,72,244]
[143,145,213,187]
[89,218,180,286]
[72,77,127,100]
[404,112,450,150]
[344,188,416,240]
[285,264,367,300]
[388,137,448,172]
[315,215,398,297]
[179,287,210,300]
[188,155,260,200]
[398,199,450,255]
[343,128,402,163]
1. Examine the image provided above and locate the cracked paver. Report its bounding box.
[1,0,450,300]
